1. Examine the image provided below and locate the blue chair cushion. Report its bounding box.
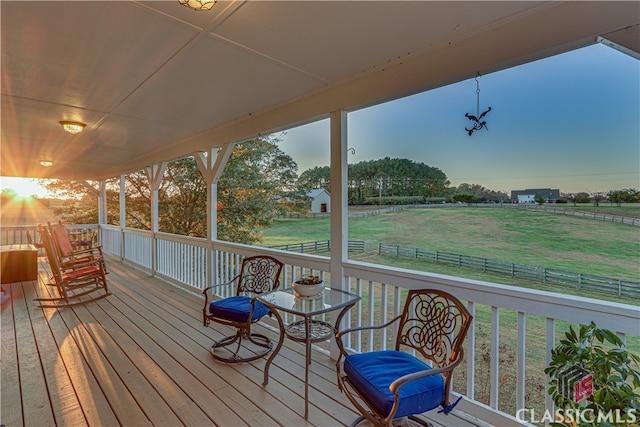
[209,296,269,323]
[344,350,445,418]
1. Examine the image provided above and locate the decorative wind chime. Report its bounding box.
[465,72,492,136]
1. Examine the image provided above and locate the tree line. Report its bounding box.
[30,137,637,244]
[561,189,640,206]
[296,158,511,204]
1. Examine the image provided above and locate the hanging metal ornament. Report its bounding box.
[465,72,491,136]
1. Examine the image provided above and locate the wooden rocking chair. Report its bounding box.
[35,224,111,308]
[48,221,106,273]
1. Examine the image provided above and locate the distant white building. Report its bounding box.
[307,189,330,213]
[510,188,561,203]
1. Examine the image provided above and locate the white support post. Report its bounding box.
[119,175,126,228]
[545,318,556,427]
[97,181,107,246]
[195,146,233,287]
[98,181,107,226]
[516,312,526,412]
[490,306,500,409]
[329,109,348,360]
[119,175,126,260]
[466,301,476,400]
[146,162,167,276]
[81,180,104,241]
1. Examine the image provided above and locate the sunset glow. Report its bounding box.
[0,177,50,198]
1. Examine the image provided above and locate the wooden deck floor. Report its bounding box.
[1,257,481,427]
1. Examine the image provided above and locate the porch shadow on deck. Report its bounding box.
[1,258,483,427]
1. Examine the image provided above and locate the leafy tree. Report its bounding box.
[561,193,578,206]
[534,193,545,205]
[297,157,451,205]
[120,171,152,229]
[1,188,18,205]
[628,188,640,202]
[456,183,508,203]
[574,192,591,204]
[216,137,299,243]
[40,175,151,228]
[297,166,330,194]
[40,136,300,244]
[607,188,639,206]
[545,322,640,427]
[160,158,208,236]
[608,190,625,207]
[591,192,605,207]
[40,179,102,224]
[350,157,450,199]
[452,193,474,205]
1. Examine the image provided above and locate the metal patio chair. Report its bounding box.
[335,289,473,427]
[202,255,283,363]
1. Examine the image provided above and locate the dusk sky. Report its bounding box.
[277,43,639,194]
[2,43,638,198]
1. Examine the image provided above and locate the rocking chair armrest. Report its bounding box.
[69,246,103,257]
[61,256,106,271]
[389,349,464,394]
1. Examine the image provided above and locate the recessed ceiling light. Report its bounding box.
[40,160,53,167]
[60,121,85,134]
[178,0,216,11]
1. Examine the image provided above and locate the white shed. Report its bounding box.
[307,189,330,213]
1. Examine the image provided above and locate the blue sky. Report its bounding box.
[2,43,638,198]
[277,43,639,194]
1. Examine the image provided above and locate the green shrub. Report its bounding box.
[545,322,640,426]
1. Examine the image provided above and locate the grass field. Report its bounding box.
[558,202,640,218]
[262,206,640,281]
[261,206,639,418]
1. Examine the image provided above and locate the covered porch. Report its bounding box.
[2,1,639,426]
[2,224,639,426]
[2,255,481,427]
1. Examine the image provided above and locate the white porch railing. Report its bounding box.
[0,224,99,246]
[8,224,638,427]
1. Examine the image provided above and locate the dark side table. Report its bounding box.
[1,244,38,284]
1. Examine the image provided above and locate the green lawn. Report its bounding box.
[557,202,640,218]
[262,207,640,281]
[261,206,639,418]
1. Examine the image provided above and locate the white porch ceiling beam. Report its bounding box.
[105,1,638,180]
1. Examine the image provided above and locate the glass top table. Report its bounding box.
[257,287,361,419]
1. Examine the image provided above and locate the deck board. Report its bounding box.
[1,283,24,426]
[13,280,55,426]
[1,257,481,427]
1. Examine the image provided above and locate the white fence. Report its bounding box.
[8,224,638,426]
[101,226,639,426]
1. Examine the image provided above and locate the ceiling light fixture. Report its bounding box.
[178,0,216,11]
[40,160,53,167]
[60,121,86,134]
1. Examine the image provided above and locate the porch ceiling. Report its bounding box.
[1,1,638,181]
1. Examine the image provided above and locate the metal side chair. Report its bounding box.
[202,255,283,363]
[335,289,473,427]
